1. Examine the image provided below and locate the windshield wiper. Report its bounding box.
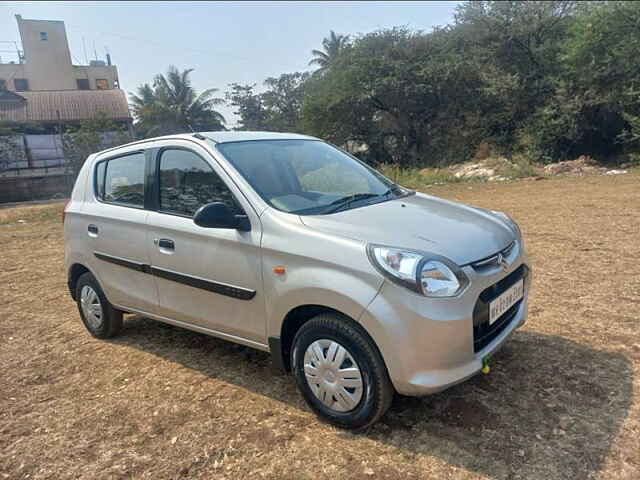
[324,193,381,214]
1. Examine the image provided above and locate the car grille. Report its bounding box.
[471,241,516,270]
[472,264,528,353]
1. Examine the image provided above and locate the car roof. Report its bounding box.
[94,131,319,157]
[199,131,318,143]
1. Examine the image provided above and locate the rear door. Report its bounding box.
[85,147,158,313]
[145,140,266,345]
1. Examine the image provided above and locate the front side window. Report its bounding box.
[100,152,145,207]
[76,78,90,90]
[216,140,403,215]
[158,148,240,217]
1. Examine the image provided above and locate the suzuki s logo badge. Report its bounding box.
[497,253,509,272]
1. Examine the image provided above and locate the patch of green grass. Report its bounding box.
[496,155,541,179]
[377,156,543,190]
[378,165,463,189]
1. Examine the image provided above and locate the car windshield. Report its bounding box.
[216,140,407,215]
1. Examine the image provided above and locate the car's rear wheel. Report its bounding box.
[75,272,123,338]
[291,313,393,430]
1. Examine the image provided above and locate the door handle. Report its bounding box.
[87,224,99,237]
[156,238,175,253]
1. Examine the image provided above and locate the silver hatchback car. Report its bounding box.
[64,131,530,429]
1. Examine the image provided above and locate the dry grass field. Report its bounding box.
[1,173,639,479]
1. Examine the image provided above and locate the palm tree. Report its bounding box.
[309,30,350,72]
[129,83,157,135]
[129,66,226,137]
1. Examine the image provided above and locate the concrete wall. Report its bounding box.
[17,16,74,91]
[0,173,70,203]
[1,131,125,172]
[72,65,119,90]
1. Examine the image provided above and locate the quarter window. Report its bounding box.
[100,152,145,207]
[76,78,90,90]
[158,149,240,217]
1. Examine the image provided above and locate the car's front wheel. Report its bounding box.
[291,313,393,430]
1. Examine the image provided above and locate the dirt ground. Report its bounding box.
[1,173,639,479]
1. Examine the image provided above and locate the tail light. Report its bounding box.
[62,200,70,224]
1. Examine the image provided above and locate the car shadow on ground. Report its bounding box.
[113,317,633,479]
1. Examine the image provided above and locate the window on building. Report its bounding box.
[14,79,29,91]
[159,149,240,217]
[40,32,48,41]
[100,152,146,207]
[0,79,6,91]
[76,78,90,90]
[95,79,109,90]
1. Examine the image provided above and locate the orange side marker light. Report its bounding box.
[273,266,286,275]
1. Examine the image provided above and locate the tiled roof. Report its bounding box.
[0,89,131,122]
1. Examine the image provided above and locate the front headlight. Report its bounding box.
[367,245,469,297]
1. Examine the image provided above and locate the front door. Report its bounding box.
[145,142,266,345]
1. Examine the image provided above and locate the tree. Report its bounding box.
[62,114,131,178]
[303,27,484,166]
[130,66,226,137]
[453,1,577,154]
[562,1,640,154]
[0,124,24,172]
[261,72,310,131]
[225,83,269,131]
[309,30,350,72]
[226,72,310,132]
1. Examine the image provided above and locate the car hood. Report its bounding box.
[299,192,515,265]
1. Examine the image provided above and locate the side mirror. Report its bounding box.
[193,202,251,231]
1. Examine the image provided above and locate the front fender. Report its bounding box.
[264,266,384,339]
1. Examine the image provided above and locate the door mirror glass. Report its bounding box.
[193,202,250,231]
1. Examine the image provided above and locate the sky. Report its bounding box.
[0,1,458,126]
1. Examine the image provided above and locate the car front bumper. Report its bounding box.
[359,242,531,396]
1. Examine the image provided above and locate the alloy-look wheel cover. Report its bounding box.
[80,285,103,329]
[303,339,364,412]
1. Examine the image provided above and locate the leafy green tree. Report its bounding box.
[130,66,226,137]
[562,1,640,154]
[304,27,484,165]
[309,30,350,72]
[453,1,576,153]
[226,73,310,132]
[261,72,310,131]
[62,114,131,177]
[225,83,268,131]
[0,124,24,172]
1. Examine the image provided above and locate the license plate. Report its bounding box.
[489,279,524,325]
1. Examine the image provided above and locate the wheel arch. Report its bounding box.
[273,304,387,375]
[67,263,92,300]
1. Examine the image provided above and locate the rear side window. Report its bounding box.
[96,152,145,207]
[158,148,240,217]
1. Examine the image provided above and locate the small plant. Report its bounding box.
[378,164,461,189]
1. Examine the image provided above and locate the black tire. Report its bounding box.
[291,313,393,430]
[75,272,123,339]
